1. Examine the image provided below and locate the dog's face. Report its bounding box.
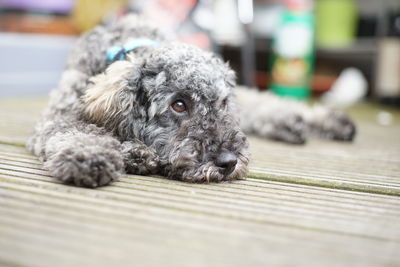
[83,43,249,182]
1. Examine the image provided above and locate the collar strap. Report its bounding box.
[106,38,159,62]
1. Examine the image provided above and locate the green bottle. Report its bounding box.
[270,0,315,99]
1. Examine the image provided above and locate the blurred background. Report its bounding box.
[0,0,399,108]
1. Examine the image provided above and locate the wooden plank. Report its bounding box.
[1,144,400,238]
[1,164,400,239]
[0,144,399,267]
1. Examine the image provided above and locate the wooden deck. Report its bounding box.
[0,97,399,267]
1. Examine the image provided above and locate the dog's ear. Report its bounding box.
[81,60,140,131]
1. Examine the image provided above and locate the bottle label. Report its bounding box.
[271,17,314,98]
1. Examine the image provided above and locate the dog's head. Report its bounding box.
[82,43,249,182]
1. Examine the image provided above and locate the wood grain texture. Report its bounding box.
[0,97,399,267]
[1,144,400,267]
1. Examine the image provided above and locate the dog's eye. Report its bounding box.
[171,100,187,113]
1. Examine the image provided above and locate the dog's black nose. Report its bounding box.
[215,151,237,175]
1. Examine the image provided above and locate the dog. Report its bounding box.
[27,15,355,187]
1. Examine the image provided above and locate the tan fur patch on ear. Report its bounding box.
[82,61,134,125]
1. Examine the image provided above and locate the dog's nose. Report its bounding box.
[215,151,237,175]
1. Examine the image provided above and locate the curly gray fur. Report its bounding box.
[27,15,355,187]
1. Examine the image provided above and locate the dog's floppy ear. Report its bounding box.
[82,60,140,131]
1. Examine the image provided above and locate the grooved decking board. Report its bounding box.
[1,144,400,238]
[0,143,400,267]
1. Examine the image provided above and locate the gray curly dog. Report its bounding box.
[27,15,356,187]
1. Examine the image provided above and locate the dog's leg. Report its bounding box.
[26,67,127,187]
[303,105,356,141]
[28,118,162,186]
[120,140,161,175]
[241,109,307,144]
[236,87,307,144]
[28,118,125,187]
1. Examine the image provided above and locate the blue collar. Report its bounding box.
[106,38,159,62]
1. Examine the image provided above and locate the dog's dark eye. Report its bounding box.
[171,100,187,113]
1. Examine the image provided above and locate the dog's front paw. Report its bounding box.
[45,146,124,187]
[318,110,356,141]
[121,141,160,175]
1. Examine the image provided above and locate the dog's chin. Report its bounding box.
[166,153,249,183]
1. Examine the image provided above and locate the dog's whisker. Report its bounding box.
[205,167,212,183]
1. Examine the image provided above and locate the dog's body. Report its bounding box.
[28,15,355,187]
